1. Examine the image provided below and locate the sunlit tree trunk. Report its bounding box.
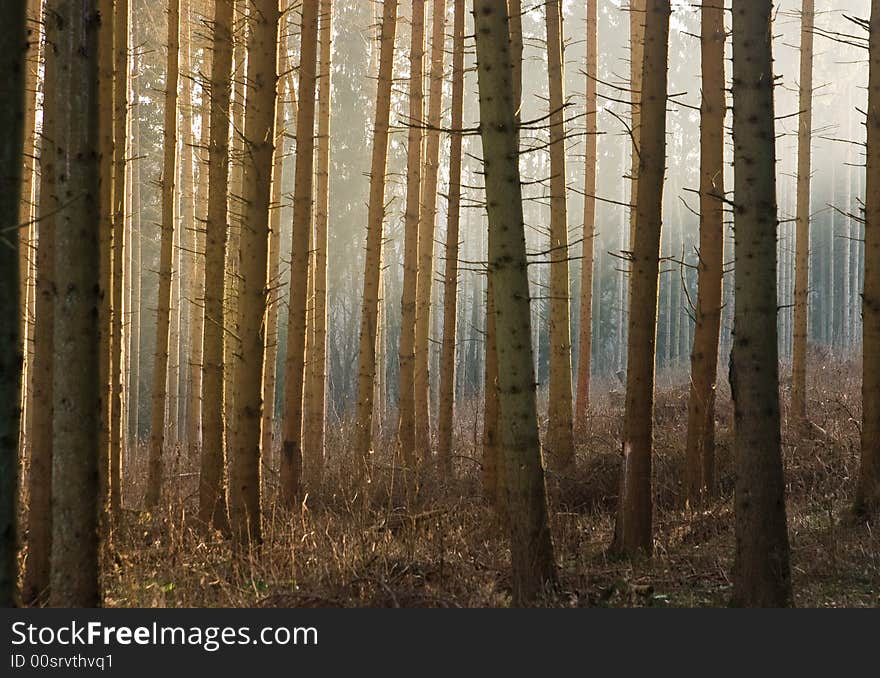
[303,0,332,489]
[280,0,317,505]
[129,51,142,443]
[397,0,426,468]
[229,0,279,542]
[23,11,57,603]
[355,0,399,470]
[0,0,27,609]
[48,0,101,606]
[610,0,670,559]
[413,0,447,459]
[730,0,792,607]
[791,0,814,425]
[684,0,725,508]
[856,0,880,517]
[145,0,180,510]
[110,0,129,515]
[474,0,556,605]
[199,0,234,531]
[575,0,597,423]
[437,0,465,476]
[544,0,574,468]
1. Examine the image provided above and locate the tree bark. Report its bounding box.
[47,0,102,606]
[199,0,234,532]
[610,0,670,559]
[355,0,400,470]
[730,0,792,607]
[575,0,597,423]
[474,0,556,605]
[280,0,317,506]
[145,0,180,510]
[229,0,279,543]
[684,0,725,508]
[437,0,465,476]
[856,0,880,516]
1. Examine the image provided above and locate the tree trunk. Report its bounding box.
[414,0,447,460]
[355,0,400,470]
[303,0,332,489]
[730,0,792,607]
[23,5,57,603]
[684,0,725,508]
[610,0,670,559]
[437,0,465,476]
[544,0,574,468]
[474,0,556,605]
[397,0,426,469]
[280,0,317,506]
[0,0,27,609]
[856,0,880,516]
[791,0,814,424]
[145,0,180,510]
[129,50,142,443]
[110,0,129,515]
[229,0,279,543]
[575,0,597,423]
[48,0,102,606]
[199,0,234,532]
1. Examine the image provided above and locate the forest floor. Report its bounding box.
[97,358,879,607]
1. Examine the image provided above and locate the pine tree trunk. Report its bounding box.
[199,0,234,531]
[544,0,574,468]
[48,0,102,606]
[856,0,880,516]
[684,0,725,508]
[791,0,814,424]
[413,0,447,460]
[474,0,556,605]
[0,0,27,609]
[355,0,400,470]
[229,0,279,542]
[397,0,426,468]
[575,0,597,423]
[303,0,332,489]
[280,0,318,505]
[110,0,129,515]
[611,0,670,559]
[145,0,180,510]
[730,0,792,607]
[23,9,58,603]
[129,50,142,444]
[437,0,465,476]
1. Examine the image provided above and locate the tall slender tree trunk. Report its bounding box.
[0,0,27,609]
[23,13,58,603]
[413,0,447,460]
[146,0,180,510]
[730,0,792,607]
[129,52,142,443]
[437,0,465,476]
[304,0,332,489]
[280,0,317,506]
[228,0,279,542]
[544,0,574,468]
[856,0,880,517]
[261,44,289,473]
[48,0,102,606]
[199,0,234,531]
[791,0,814,425]
[398,0,426,468]
[96,0,114,525]
[110,0,129,515]
[684,0,725,508]
[575,0,598,423]
[610,0,670,559]
[474,0,556,604]
[355,0,400,470]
